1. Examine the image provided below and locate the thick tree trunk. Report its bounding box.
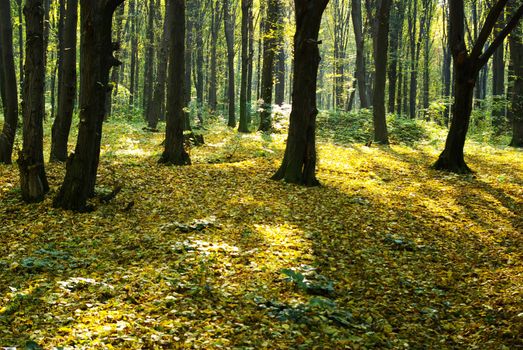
[239,0,252,133]
[272,0,329,186]
[372,0,391,144]
[224,0,236,127]
[51,0,78,162]
[19,0,49,203]
[54,0,124,212]
[259,0,281,132]
[160,0,190,166]
[352,0,369,108]
[0,0,19,164]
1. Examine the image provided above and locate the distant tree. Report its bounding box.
[224,0,236,127]
[18,0,49,203]
[0,0,19,164]
[54,0,124,211]
[272,0,330,186]
[160,0,191,166]
[259,0,282,132]
[434,0,523,173]
[352,0,369,109]
[50,0,78,162]
[239,0,253,133]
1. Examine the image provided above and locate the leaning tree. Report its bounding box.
[272,0,330,186]
[0,0,19,164]
[434,0,523,173]
[54,0,124,211]
[18,0,49,203]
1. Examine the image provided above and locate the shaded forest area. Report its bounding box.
[1,0,522,348]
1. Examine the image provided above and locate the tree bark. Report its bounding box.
[19,0,49,203]
[509,1,523,147]
[239,0,252,132]
[258,0,281,132]
[160,0,190,166]
[272,0,329,186]
[54,0,124,211]
[208,1,221,113]
[51,0,78,162]
[224,0,236,127]
[0,0,19,164]
[372,0,391,144]
[352,0,369,108]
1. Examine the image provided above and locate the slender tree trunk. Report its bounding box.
[208,1,221,113]
[148,0,171,129]
[143,0,155,121]
[239,0,252,132]
[492,11,506,129]
[0,0,19,164]
[275,45,286,106]
[352,0,369,108]
[272,0,329,186]
[54,0,124,212]
[224,0,236,127]
[372,0,391,144]
[129,0,137,106]
[259,0,281,132]
[195,0,204,126]
[247,2,254,119]
[19,0,49,203]
[160,0,190,165]
[388,1,404,114]
[17,0,24,89]
[51,0,78,162]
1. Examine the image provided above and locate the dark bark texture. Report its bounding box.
[54,0,124,211]
[19,0,49,203]
[272,0,329,186]
[0,0,19,164]
[51,0,78,162]
[160,0,190,166]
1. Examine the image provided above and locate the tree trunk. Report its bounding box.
[275,45,286,106]
[160,0,190,165]
[509,3,523,147]
[0,0,19,164]
[435,0,523,172]
[19,0,49,203]
[272,0,329,186]
[54,0,124,212]
[129,0,137,106]
[51,0,78,162]
[372,0,391,144]
[17,0,24,90]
[148,0,171,128]
[259,0,281,132]
[224,0,236,127]
[195,0,204,126]
[142,0,155,119]
[492,11,506,129]
[208,1,221,113]
[239,0,252,132]
[388,1,404,114]
[352,0,369,108]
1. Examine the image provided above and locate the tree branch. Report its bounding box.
[470,0,508,61]
[478,2,523,68]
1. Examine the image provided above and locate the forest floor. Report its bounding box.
[0,118,522,349]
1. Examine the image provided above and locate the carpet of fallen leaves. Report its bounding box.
[0,120,522,349]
